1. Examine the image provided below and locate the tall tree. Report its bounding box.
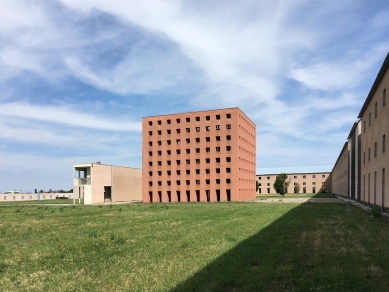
[294,182,300,194]
[273,173,288,196]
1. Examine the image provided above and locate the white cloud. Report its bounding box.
[0,102,141,131]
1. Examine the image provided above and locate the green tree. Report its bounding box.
[294,182,300,194]
[256,180,259,193]
[273,173,288,196]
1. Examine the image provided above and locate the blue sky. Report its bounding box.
[0,0,389,192]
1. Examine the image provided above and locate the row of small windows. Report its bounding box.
[149,189,231,203]
[148,125,231,136]
[148,157,231,166]
[148,114,232,126]
[149,179,232,186]
[239,136,255,148]
[149,168,231,176]
[363,88,386,133]
[3,195,54,200]
[364,135,385,163]
[148,135,231,146]
[239,114,255,131]
[149,147,231,156]
[258,174,326,179]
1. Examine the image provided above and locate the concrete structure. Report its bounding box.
[142,108,256,202]
[257,172,331,194]
[332,52,389,209]
[1,192,73,202]
[73,163,142,204]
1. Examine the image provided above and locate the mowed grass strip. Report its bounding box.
[0,203,388,291]
[257,192,334,199]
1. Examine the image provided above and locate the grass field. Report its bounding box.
[0,199,82,205]
[1,202,389,291]
[256,192,334,199]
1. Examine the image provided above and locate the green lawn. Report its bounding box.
[257,192,335,199]
[0,199,82,205]
[1,202,388,291]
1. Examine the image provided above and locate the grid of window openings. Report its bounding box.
[143,108,256,203]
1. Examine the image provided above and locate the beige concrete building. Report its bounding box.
[1,192,72,202]
[142,108,256,202]
[331,52,389,209]
[257,172,331,194]
[73,162,142,204]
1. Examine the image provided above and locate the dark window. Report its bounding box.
[206,179,210,184]
[196,148,200,153]
[176,180,180,185]
[216,125,220,130]
[167,170,171,175]
[158,141,162,145]
[196,169,200,174]
[176,149,181,154]
[369,113,371,126]
[206,115,210,121]
[226,113,231,119]
[176,170,180,175]
[167,150,171,155]
[186,149,190,154]
[196,159,200,164]
[176,129,180,134]
[206,169,210,174]
[216,147,220,152]
[375,142,377,158]
[364,152,365,164]
[186,128,190,133]
[158,130,161,135]
[312,175,315,178]
[383,135,386,154]
[176,118,180,123]
[226,135,231,140]
[186,180,190,185]
[167,129,171,134]
[216,136,220,141]
[149,171,152,176]
[149,131,152,136]
[196,180,200,185]
[216,114,220,120]
[196,137,200,142]
[176,139,181,144]
[158,151,162,155]
[226,124,231,129]
[167,160,171,165]
[226,157,231,162]
[196,127,200,132]
[226,179,231,184]
[206,158,210,163]
[216,179,220,184]
[186,138,190,143]
[384,88,387,108]
[186,117,190,122]
[216,168,220,173]
[303,175,306,178]
[364,121,366,133]
[149,181,152,186]
[158,181,162,186]
[206,126,210,131]
[158,120,161,125]
[206,137,210,142]
[226,146,231,151]
[368,148,371,161]
[149,151,152,156]
[167,119,171,124]
[158,161,162,166]
[149,161,152,166]
[216,157,220,163]
[226,168,231,173]
[167,140,171,145]
[149,141,152,146]
[196,116,200,121]
[186,169,190,175]
[186,159,190,164]
[176,160,181,165]
[148,121,152,126]
[206,147,210,152]
[167,181,171,185]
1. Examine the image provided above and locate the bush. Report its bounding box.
[56,197,69,199]
[371,206,382,218]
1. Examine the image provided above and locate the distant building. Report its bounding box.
[142,108,256,202]
[256,172,331,194]
[73,162,142,204]
[1,192,72,202]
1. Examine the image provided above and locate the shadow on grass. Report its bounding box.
[171,202,388,292]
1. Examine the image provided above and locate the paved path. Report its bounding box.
[252,197,343,203]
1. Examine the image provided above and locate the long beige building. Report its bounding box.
[257,172,331,194]
[142,108,256,202]
[332,52,389,209]
[73,162,142,204]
